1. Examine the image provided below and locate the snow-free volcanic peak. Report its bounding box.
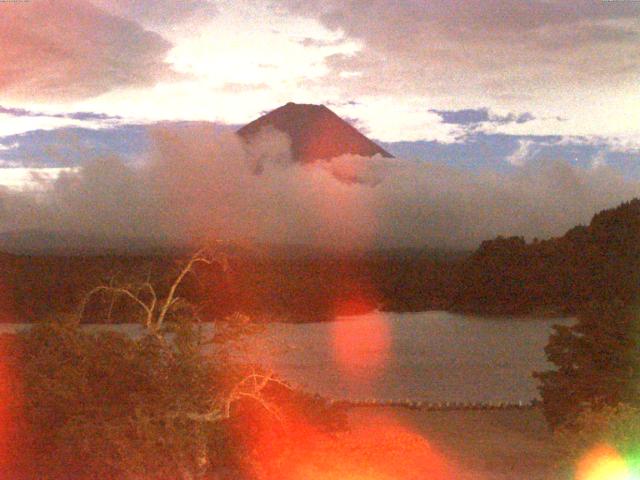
[237,102,393,163]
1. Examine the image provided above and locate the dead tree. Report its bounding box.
[76,246,289,479]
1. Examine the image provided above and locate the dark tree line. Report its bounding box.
[530,199,640,429]
[454,199,640,315]
[0,249,464,324]
[2,199,640,324]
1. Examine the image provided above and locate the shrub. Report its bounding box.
[1,248,348,479]
[10,319,222,479]
[534,300,640,428]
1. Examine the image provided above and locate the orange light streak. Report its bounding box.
[0,333,24,477]
[239,404,455,480]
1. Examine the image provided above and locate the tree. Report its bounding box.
[15,320,218,479]
[3,246,348,479]
[4,247,285,480]
[534,300,640,428]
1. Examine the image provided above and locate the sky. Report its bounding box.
[1,0,640,248]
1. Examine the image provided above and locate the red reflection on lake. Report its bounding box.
[331,305,391,382]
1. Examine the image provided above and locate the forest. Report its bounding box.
[2,198,640,323]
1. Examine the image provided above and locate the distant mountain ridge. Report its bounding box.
[237,102,393,163]
[0,230,185,255]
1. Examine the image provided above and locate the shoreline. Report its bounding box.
[0,308,575,326]
[347,405,557,480]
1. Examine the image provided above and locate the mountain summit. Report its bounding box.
[237,102,393,163]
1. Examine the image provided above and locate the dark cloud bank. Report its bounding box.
[2,125,639,250]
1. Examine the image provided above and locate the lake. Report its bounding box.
[241,311,573,404]
[0,311,573,404]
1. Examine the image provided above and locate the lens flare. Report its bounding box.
[331,308,391,381]
[0,277,21,475]
[576,444,636,480]
[0,334,24,476]
[238,403,455,480]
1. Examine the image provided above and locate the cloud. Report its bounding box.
[217,82,271,94]
[0,0,177,102]
[0,105,121,122]
[0,167,78,190]
[279,1,640,118]
[512,112,535,124]
[590,150,607,170]
[88,0,218,30]
[430,108,534,127]
[0,125,153,168]
[2,125,639,250]
[5,120,640,181]
[506,139,536,167]
[298,37,346,48]
[430,109,491,126]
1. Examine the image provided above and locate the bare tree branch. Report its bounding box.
[79,285,154,325]
[156,247,214,330]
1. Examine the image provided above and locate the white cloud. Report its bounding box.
[507,139,536,167]
[2,0,639,154]
[0,167,79,190]
[88,0,218,31]
[590,151,607,170]
[277,0,640,139]
[2,126,638,249]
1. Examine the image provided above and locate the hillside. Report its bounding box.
[237,102,393,163]
[452,198,640,315]
[2,198,640,322]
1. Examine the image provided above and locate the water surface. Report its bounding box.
[0,311,572,403]
[234,311,573,403]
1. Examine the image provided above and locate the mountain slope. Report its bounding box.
[237,102,393,163]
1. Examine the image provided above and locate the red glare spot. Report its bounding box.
[265,414,456,480]
[331,309,391,381]
[0,334,25,476]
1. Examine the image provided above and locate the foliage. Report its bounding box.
[2,249,238,479]
[534,301,640,428]
[0,248,463,324]
[11,319,221,480]
[1,249,348,479]
[457,199,640,314]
